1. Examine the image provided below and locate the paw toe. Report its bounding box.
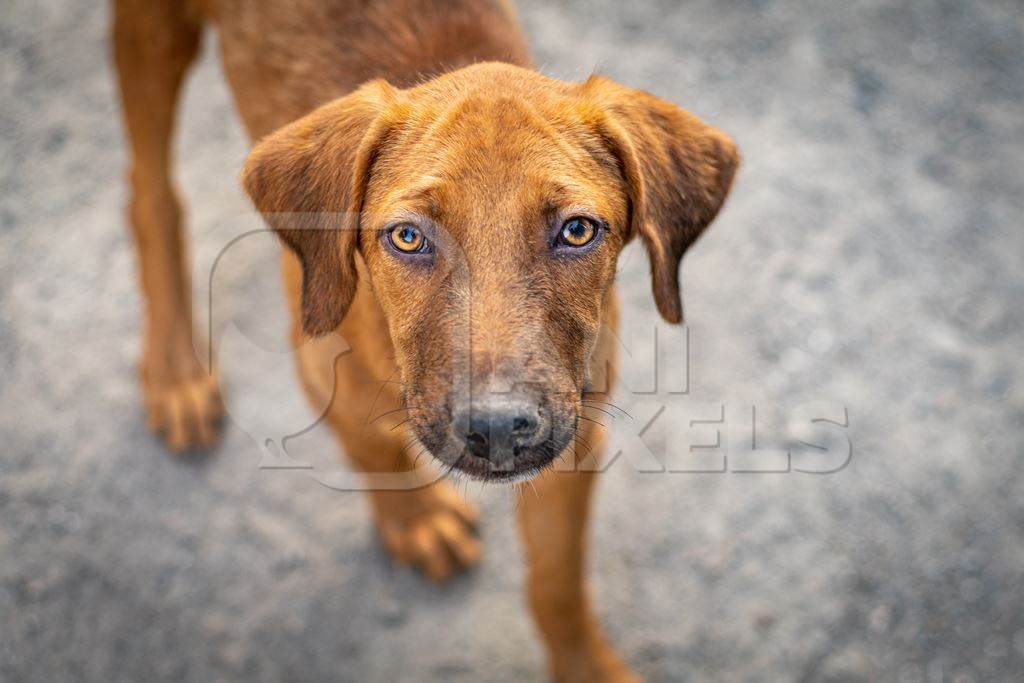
[144,374,223,453]
[379,502,482,581]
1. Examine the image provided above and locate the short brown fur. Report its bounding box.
[113,1,737,680]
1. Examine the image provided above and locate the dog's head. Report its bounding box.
[243,63,737,481]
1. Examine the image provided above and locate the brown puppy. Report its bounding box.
[113,1,737,680]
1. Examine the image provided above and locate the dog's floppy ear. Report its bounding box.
[583,76,739,324]
[242,80,399,336]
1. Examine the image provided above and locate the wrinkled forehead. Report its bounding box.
[364,93,628,239]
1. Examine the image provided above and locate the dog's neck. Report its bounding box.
[362,0,533,88]
[214,0,532,140]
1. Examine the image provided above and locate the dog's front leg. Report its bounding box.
[113,0,221,451]
[518,458,640,683]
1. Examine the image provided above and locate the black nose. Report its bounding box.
[453,400,542,463]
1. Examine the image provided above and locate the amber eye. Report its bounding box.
[558,217,598,248]
[388,223,426,253]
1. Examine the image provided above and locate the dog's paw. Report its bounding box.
[372,482,481,582]
[582,658,642,683]
[551,637,642,683]
[142,369,222,452]
[556,657,642,683]
[583,666,642,683]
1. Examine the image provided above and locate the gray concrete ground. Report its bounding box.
[2,0,1023,681]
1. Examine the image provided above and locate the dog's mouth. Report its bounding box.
[404,378,582,482]
[409,408,575,483]
[440,441,567,482]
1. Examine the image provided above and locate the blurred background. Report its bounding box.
[2,0,1023,681]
